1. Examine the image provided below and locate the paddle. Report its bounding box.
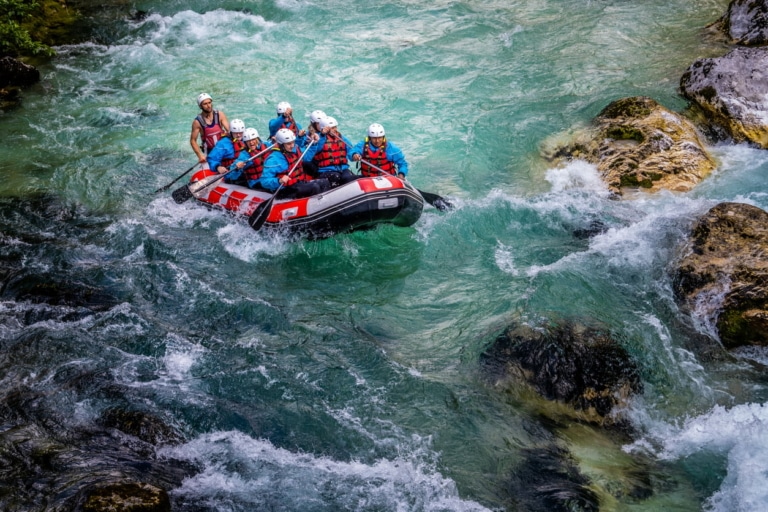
[357,158,453,212]
[248,140,315,231]
[154,162,201,194]
[171,144,273,204]
[334,134,453,211]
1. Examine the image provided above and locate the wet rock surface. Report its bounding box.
[481,320,643,427]
[680,46,768,148]
[674,202,768,349]
[715,0,768,46]
[542,97,715,195]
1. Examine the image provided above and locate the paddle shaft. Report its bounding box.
[248,140,315,231]
[155,162,200,194]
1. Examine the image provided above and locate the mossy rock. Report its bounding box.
[82,482,170,512]
[541,97,715,195]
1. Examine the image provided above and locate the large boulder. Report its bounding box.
[0,56,40,88]
[481,321,643,427]
[680,46,768,148]
[673,202,768,349]
[541,97,715,195]
[716,0,768,46]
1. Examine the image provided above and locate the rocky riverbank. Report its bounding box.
[499,2,768,509]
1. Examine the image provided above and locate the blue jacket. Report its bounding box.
[349,140,409,176]
[206,137,241,172]
[268,115,306,147]
[302,133,354,173]
[261,147,302,192]
[228,140,273,187]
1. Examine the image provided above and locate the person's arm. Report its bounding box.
[388,143,408,177]
[302,135,325,162]
[268,118,280,139]
[349,140,364,161]
[206,139,232,174]
[190,118,206,163]
[218,110,230,136]
[261,153,285,191]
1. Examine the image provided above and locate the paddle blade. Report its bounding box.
[171,184,193,203]
[248,197,275,231]
[418,189,453,211]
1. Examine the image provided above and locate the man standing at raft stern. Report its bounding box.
[190,93,230,166]
[350,123,408,179]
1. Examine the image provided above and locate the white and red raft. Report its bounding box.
[183,170,424,238]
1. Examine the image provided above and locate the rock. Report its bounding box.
[99,409,183,446]
[81,482,171,512]
[0,56,40,88]
[481,321,643,427]
[716,0,768,46]
[506,444,600,512]
[541,97,715,195]
[680,46,768,148]
[673,202,768,349]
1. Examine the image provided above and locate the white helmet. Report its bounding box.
[368,123,385,137]
[276,101,291,114]
[275,128,296,144]
[230,119,245,133]
[197,93,212,106]
[310,110,326,124]
[320,116,338,130]
[243,127,260,141]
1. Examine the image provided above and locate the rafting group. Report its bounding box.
[189,93,410,200]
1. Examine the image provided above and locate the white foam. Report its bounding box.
[545,160,610,195]
[160,430,492,511]
[627,403,768,512]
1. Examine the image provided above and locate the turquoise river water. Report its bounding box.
[2,0,768,510]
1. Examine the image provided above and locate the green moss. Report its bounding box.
[605,125,645,142]
[598,97,654,120]
[717,308,749,349]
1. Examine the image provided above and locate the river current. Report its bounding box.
[3,0,768,510]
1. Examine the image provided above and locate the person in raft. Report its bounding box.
[206,118,246,174]
[261,128,330,199]
[268,101,306,147]
[303,116,357,188]
[226,127,272,189]
[306,109,327,138]
[350,123,408,179]
[190,93,230,167]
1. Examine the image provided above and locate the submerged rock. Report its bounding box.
[680,46,768,148]
[99,408,183,446]
[673,202,768,349]
[506,444,600,512]
[81,482,170,512]
[481,320,643,427]
[541,97,715,195]
[715,0,768,46]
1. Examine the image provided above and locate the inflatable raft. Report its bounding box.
[181,169,424,238]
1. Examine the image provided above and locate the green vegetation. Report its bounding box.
[0,0,55,57]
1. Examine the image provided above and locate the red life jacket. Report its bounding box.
[276,147,311,185]
[361,139,395,176]
[277,116,300,137]
[244,142,268,182]
[221,138,245,169]
[313,132,348,168]
[195,110,225,153]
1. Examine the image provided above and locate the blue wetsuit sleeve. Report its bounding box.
[261,152,286,192]
[387,142,408,176]
[206,139,232,171]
